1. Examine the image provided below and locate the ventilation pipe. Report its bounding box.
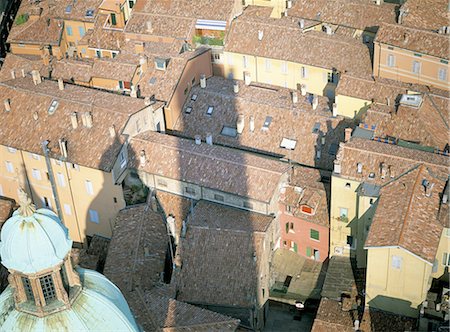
[233,81,239,93]
[140,150,146,166]
[292,91,298,104]
[195,135,201,145]
[200,74,206,88]
[4,99,11,112]
[237,114,245,134]
[206,133,213,145]
[69,112,77,129]
[58,78,64,90]
[249,116,255,132]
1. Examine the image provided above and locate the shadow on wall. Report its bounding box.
[366,295,417,319]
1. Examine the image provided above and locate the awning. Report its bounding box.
[195,19,226,31]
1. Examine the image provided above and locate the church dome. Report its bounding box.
[0,193,72,273]
[0,268,140,332]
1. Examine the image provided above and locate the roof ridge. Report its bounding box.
[397,165,425,245]
[380,163,422,189]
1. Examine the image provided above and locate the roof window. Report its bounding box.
[262,116,272,130]
[312,122,321,134]
[48,100,59,115]
[65,5,72,14]
[280,138,297,150]
[185,106,192,114]
[85,9,94,17]
[191,94,198,101]
[221,126,237,137]
[206,106,214,116]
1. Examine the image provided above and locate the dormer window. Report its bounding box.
[155,58,168,71]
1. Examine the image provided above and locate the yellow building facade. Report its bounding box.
[0,146,125,244]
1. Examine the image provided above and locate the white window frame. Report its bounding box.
[281,61,288,74]
[387,54,395,67]
[31,153,40,160]
[5,161,14,173]
[339,207,348,218]
[243,55,248,69]
[301,66,308,79]
[63,204,72,215]
[56,172,66,187]
[32,169,41,181]
[85,180,94,195]
[265,59,271,72]
[412,61,421,74]
[7,147,16,153]
[438,68,447,81]
[89,209,99,223]
[442,252,450,266]
[392,255,402,269]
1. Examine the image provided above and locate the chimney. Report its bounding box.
[10,70,15,79]
[397,9,405,24]
[321,135,326,145]
[332,103,338,117]
[109,125,116,138]
[31,70,42,85]
[388,165,395,178]
[144,96,151,106]
[237,114,245,134]
[292,91,298,104]
[70,112,78,129]
[354,320,360,331]
[403,32,409,45]
[443,193,448,204]
[58,78,64,90]
[375,0,383,5]
[200,74,206,88]
[324,25,333,35]
[258,30,264,41]
[299,19,305,29]
[140,150,146,166]
[244,71,251,85]
[59,139,68,158]
[84,112,93,128]
[135,41,144,54]
[130,85,137,98]
[380,162,387,179]
[249,115,255,132]
[194,135,201,145]
[206,133,213,145]
[21,69,25,78]
[4,99,11,112]
[334,161,341,174]
[233,81,239,93]
[316,149,321,159]
[287,0,292,9]
[146,20,152,33]
[344,127,353,142]
[139,55,148,72]
[33,111,38,121]
[116,39,121,49]
[312,95,319,110]
[300,84,307,96]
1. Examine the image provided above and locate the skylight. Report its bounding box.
[185,106,192,114]
[148,77,157,85]
[280,138,297,150]
[262,116,272,130]
[312,122,321,134]
[221,126,237,137]
[48,100,59,115]
[65,5,72,14]
[191,94,198,101]
[85,9,94,17]
[206,106,214,116]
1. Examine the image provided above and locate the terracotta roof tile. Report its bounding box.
[128,131,289,202]
[0,53,49,83]
[0,78,149,171]
[172,76,350,170]
[177,201,275,308]
[365,165,447,263]
[289,0,398,31]
[92,57,138,81]
[52,58,94,83]
[52,0,102,22]
[225,14,373,79]
[375,23,449,59]
[0,198,14,226]
[400,0,449,31]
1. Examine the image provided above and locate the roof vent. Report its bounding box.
[70,112,78,129]
[237,114,245,134]
[4,99,11,112]
[258,30,264,41]
[399,94,423,108]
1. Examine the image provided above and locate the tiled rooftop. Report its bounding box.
[172,76,350,170]
[363,94,450,151]
[225,13,373,79]
[177,201,275,308]
[400,0,449,31]
[289,0,398,31]
[280,167,330,227]
[0,77,149,171]
[156,191,193,234]
[128,131,289,202]
[103,204,239,331]
[365,165,447,263]
[52,58,94,83]
[52,0,102,22]
[0,197,14,226]
[375,23,449,60]
[0,53,50,83]
[92,57,138,81]
[336,137,449,186]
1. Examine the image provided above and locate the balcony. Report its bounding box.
[192,34,224,47]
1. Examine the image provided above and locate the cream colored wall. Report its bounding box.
[329,175,360,257]
[91,77,122,91]
[0,145,125,244]
[335,94,372,119]
[433,228,450,278]
[356,195,377,268]
[365,247,432,317]
[374,43,450,90]
[244,0,287,18]
[10,43,42,57]
[223,52,336,96]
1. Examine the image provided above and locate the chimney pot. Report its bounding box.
[70,112,78,129]
[233,81,239,93]
[58,78,64,90]
[237,114,245,134]
[200,74,206,88]
[4,99,11,112]
[195,135,201,145]
[344,127,353,142]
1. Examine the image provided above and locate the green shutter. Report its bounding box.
[285,223,289,233]
[306,247,311,257]
[111,13,117,25]
[293,243,298,253]
[310,229,319,240]
[444,253,448,266]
